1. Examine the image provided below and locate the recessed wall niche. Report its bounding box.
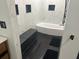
[15,4,19,15]
[48,5,55,11]
[26,5,31,13]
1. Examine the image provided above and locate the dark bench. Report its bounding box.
[20,29,37,59]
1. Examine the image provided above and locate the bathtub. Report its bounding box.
[36,23,64,36]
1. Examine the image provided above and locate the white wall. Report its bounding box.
[15,0,65,34]
[59,0,79,59]
[16,0,41,34]
[41,0,65,24]
[0,0,22,59]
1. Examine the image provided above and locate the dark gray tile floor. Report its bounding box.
[24,33,59,59]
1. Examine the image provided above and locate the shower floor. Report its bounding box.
[24,33,59,59]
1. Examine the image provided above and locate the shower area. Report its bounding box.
[15,0,68,59]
